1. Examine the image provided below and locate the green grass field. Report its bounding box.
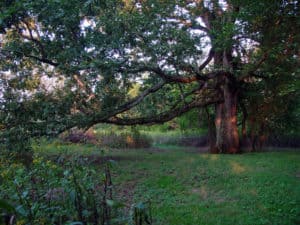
[33,143,300,225]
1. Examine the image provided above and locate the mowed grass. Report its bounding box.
[35,143,300,225]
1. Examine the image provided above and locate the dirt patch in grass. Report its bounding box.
[191,187,228,203]
[115,180,137,211]
[191,186,209,199]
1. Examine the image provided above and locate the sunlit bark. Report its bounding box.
[214,81,239,153]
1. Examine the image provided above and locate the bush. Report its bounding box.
[97,132,152,149]
[0,157,153,225]
[60,129,98,145]
[60,128,152,149]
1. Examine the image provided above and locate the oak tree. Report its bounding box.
[0,0,299,153]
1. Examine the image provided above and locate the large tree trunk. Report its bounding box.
[214,80,240,153]
[204,107,217,153]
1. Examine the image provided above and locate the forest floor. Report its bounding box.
[34,143,300,225]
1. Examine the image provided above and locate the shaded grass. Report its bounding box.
[112,150,300,225]
[34,141,300,225]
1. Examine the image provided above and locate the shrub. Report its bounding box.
[60,129,98,145]
[97,131,152,149]
[60,128,152,149]
[0,157,153,225]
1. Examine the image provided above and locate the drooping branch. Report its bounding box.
[103,96,223,126]
[24,81,217,133]
[81,80,213,129]
[29,80,167,130]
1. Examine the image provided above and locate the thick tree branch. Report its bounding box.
[103,97,223,126]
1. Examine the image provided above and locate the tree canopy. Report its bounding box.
[0,0,299,153]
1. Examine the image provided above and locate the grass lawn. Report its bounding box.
[34,143,300,225]
[114,149,300,225]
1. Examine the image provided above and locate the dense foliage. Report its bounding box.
[0,155,152,225]
[0,0,299,153]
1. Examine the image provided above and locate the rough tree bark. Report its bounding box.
[205,107,217,153]
[214,80,239,153]
[212,49,240,154]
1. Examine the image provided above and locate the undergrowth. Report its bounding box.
[0,155,152,225]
